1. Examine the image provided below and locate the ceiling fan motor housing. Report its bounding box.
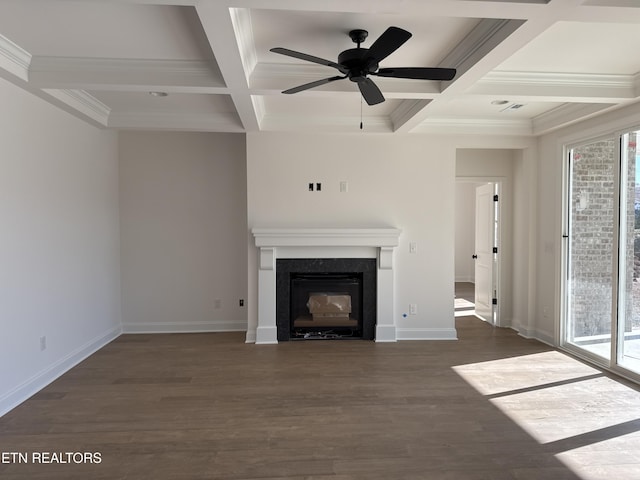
[338,48,378,82]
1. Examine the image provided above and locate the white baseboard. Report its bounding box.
[396,328,458,340]
[0,325,121,418]
[245,329,257,344]
[455,276,475,283]
[375,325,397,342]
[514,325,556,347]
[122,321,247,334]
[255,325,278,344]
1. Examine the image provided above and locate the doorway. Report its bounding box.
[455,180,501,325]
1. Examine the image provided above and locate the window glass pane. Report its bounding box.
[619,131,640,374]
[567,138,616,360]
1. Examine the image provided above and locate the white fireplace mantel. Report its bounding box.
[252,228,402,248]
[251,227,401,344]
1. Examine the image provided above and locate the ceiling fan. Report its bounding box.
[270,26,456,106]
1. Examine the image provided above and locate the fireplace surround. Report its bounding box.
[251,227,401,344]
[277,258,376,340]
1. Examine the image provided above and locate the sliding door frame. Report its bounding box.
[561,129,640,385]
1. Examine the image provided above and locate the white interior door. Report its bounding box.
[474,183,495,323]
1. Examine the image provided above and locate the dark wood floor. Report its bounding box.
[2,316,640,479]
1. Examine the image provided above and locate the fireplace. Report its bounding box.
[251,227,401,344]
[276,258,376,340]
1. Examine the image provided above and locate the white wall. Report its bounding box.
[119,132,247,333]
[454,182,478,283]
[536,102,640,345]
[246,131,457,341]
[0,76,121,416]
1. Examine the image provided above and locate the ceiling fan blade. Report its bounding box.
[357,77,385,105]
[366,26,412,63]
[270,47,347,74]
[373,67,457,81]
[282,75,346,94]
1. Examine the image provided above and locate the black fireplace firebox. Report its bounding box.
[276,258,376,341]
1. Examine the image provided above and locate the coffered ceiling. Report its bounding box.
[1,0,639,135]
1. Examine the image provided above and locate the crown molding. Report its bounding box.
[252,62,338,81]
[107,111,244,132]
[471,70,637,103]
[414,117,532,136]
[260,113,392,133]
[0,34,31,81]
[29,56,225,88]
[532,103,615,135]
[484,70,634,88]
[42,89,111,126]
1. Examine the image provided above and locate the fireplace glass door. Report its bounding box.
[290,273,363,339]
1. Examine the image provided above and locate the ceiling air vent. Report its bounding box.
[501,103,526,112]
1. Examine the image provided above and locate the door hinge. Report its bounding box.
[493,194,499,202]
[492,298,498,305]
[493,247,498,254]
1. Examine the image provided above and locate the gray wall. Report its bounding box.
[119,131,248,332]
[0,76,121,416]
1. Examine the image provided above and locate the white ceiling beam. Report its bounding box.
[390,100,431,131]
[392,0,640,133]
[393,18,526,132]
[196,2,260,131]
[220,0,548,20]
[112,0,640,23]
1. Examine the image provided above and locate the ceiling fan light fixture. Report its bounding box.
[149,91,168,97]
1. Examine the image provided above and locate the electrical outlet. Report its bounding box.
[409,242,417,253]
[39,335,46,351]
[316,182,322,191]
[308,183,314,191]
[340,181,348,193]
[239,299,244,307]
[409,304,418,315]
[214,299,222,309]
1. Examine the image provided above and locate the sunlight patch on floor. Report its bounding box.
[488,376,640,444]
[453,349,640,477]
[453,351,640,442]
[452,351,599,396]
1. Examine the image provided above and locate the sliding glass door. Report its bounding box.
[566,137,616,361]
[565,130,640,379]
[617,132,640,373]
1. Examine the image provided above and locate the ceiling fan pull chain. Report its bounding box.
[360,95,363,130]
